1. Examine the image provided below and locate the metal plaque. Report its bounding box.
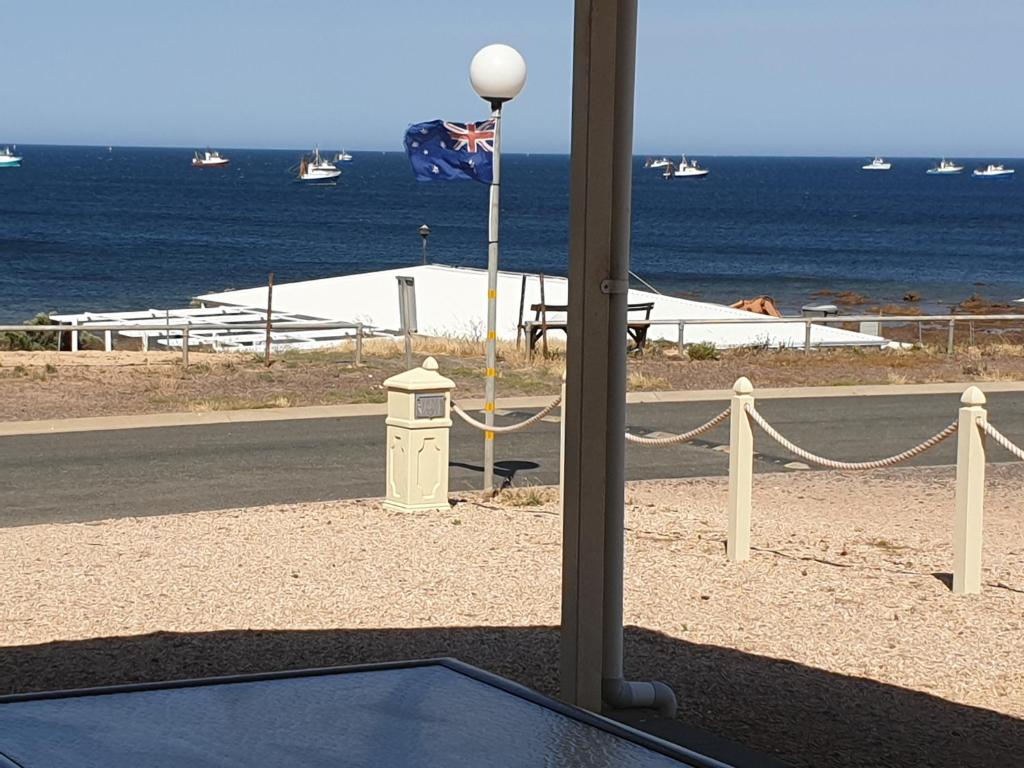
[414,393,445,419]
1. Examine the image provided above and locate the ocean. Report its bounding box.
[1,146,1022,323]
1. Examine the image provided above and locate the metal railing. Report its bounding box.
[523,312,1024,355]
[0,321,368,367]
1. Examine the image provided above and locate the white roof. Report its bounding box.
[196,264,885,348]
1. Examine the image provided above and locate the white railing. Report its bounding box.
[0,321,368,366]
[522,312,1024,354]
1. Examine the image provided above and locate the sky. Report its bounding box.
[3,0,1023,156]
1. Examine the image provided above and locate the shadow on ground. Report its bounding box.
[1,626,1018,768]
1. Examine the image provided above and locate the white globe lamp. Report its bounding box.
[469,44,527,104]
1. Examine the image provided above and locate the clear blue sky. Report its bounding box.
[4,0,1022,156]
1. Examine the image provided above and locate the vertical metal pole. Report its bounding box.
[947,318,955,357]
[561,0,638,712]
[182,326,190,368]
[676,321,685,356]
[483,103,502,493]
[804,319,812,353]
[355,322,363,366]
[421,236,428,265]
[265,272,275,367]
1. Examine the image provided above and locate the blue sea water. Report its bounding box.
[1,146,1022,323]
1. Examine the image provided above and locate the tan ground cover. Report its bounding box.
[1,467,1021,767]
[3,339,1024,422]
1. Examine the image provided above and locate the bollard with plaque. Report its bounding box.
[382,357,455,513]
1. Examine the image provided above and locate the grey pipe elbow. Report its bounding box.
[602,677,678,719]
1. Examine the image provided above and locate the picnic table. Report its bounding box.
[523,302,655,357]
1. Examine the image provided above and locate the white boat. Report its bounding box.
[926,158,963,175]
[0,146,22,168]
[673,156,709,178]
[645,157,671,168]
[334,149,353,163]
[973,163,1015,178]
[192,149,230,168]
[862,157,891,171]
[299,148,342,182]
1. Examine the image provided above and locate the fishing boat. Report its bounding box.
[334,149,353,163]
[298,148,341,182]
[192,149,230,168]
[926,158,963,175]
[0,146,22,168]
[972,163,1015,178]
[645,156,671,168]
[673,156,709,178]
[862,157,891,171]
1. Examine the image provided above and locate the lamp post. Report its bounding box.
[418,223,431,265]
[469,43,527,494]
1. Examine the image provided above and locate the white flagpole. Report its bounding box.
[483,105,501,493]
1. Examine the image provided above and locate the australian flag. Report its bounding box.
[404,119,495,184]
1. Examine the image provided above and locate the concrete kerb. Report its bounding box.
[2,380,1024,438]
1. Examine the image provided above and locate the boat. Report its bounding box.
[927,158,963,175]
[192,149,230,168]
[334,149,353,163]
[0,146,22,168]
[673,156,709,178]
[645,156,671,168]
[972,163,1015,178]
[298,148,342,182]
[862,157,891,171]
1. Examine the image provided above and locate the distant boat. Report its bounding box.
[927,158,963,175]
[862,157,891,171]
[298,148,341,182]
[334,149,353,163]
[973,163,1015,178]
[0,146,22,168]
[673,155,709,178]
[192,149,230,168]
[645,156,671,168]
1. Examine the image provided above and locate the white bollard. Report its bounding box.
[953,386,987,594]
[382,356,455,513]
[727,377,754,562]
[104,330,112,352]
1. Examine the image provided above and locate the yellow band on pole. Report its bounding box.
[484,402,495,412]
[488,289,497,300]
[486,368,497,377]
[487,331,497,340]
[485,431,495,440]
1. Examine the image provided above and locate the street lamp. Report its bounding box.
[469,43,527,493]
[419,223,431,265]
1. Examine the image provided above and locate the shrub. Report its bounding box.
[686,341,720,361]
[0,314,59,351]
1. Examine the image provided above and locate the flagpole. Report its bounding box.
[469,43,527,496]
[483,102,501,494]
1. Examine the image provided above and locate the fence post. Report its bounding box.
[71,319,79,353]
[104,330,112,352]
[803,320,812,353]
[727,377,754,562]
[953,386,986,594]
[355,323,364,366]
[947,318,955,357]
[677,321,685,356]
[182,326,190,368]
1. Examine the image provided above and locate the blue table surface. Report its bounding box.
[0,664,698,767]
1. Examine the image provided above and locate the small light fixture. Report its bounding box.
[469,44,527,106]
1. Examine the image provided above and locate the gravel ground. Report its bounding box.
[1,467,1022,767]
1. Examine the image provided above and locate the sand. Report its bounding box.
[1,467,1022,767]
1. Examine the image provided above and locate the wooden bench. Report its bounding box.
[524,302,655,357]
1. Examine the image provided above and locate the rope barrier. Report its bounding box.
[451,396,562,434]
[745,404,958,470]
[980,419,1024,461]
[625,407,731,446]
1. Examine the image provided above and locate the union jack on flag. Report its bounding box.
[403,119,494,184]
[443,120,496,154]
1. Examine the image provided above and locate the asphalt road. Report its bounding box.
[3,392,1023,527]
